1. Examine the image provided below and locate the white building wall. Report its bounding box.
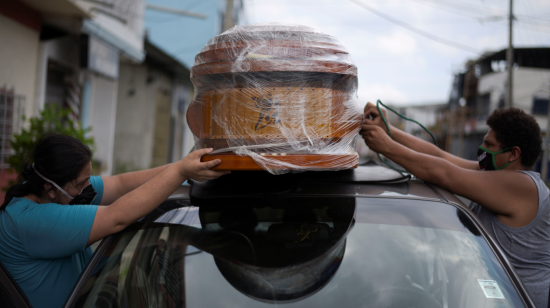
[477,71,506,111]
[88,74,118,176]
[113,62,172,171]
[478,68,550,129]
[402,106,441,135]
[181,86,195,158]
[0,14,39,119]
[515,68,550,129]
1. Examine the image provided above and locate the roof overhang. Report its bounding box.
[145,39,190,77]
[20,0,90,18]
[82,19,145,63]
[476,47,550,69]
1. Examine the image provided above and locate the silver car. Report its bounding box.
[1,163,537,308]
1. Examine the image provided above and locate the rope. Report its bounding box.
[374,100,438,173]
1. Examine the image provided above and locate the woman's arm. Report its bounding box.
[362,102,478,170]
[100,164,173,205]
[87,148,228,245]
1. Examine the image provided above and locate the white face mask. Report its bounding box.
[32,164,97,204]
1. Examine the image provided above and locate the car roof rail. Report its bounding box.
[0,259,32,308]
[189,160,410,203]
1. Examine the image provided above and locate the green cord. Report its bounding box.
[374,100,438,173]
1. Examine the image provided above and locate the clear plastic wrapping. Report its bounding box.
[188,23,362,174]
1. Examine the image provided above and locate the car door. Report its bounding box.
[0,259,32,308]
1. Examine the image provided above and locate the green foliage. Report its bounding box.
[7,104,96,178]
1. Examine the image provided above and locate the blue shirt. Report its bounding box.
[0,176,104,308]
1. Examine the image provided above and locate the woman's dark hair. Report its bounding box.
[1,133,92,210]
[487,107,542,167]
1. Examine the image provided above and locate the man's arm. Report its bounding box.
[362,103,479,170]
[100,164,174,205]
[362,125,538,228]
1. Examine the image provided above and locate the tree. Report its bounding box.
[7,104,96,181]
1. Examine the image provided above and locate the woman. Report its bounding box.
[0,133,228,308]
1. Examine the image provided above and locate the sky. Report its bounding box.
[145,0,550,107]
[243,0,550,106]
[145,0,223,68]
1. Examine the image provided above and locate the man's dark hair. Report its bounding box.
[487,107,542,167]
[1,133,92,210]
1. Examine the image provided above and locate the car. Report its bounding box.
[0,163,537,308]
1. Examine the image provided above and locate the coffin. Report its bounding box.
[187,23,362,174]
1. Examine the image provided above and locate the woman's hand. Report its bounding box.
[179,148,230,181]
[363,102,390,134]
[360,124,396,155]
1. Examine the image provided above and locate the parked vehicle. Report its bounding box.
[0,163,536,308]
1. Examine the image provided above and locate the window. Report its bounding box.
[532,98,549,115]
[75,198,526,308]
[476,94,491,119]
[0,88,25,169]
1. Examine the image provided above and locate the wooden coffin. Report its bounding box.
[187,24,362,171]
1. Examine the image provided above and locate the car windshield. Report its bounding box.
[73,197,525,308]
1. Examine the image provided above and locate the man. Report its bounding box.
[361,103,550,308]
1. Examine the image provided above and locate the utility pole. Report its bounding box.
[223,0,235,32]
[506,0,514,108]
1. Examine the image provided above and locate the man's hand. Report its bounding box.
[363,102,390,134]
[179,148,230,181]
[360,124,395,155]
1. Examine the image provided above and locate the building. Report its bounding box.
[447,48,550,162]
[394,102,448,147]
[0,0,146,177]
[113,38,193,174]
[142,0,246,160]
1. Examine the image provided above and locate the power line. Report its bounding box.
[518,0,543,45]
[348,0,482,55]
[409,0,514,27]
[409,0,550,31]
[413,0,505,16]
[516,17,550,29]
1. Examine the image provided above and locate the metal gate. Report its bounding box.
[0,87,25,169]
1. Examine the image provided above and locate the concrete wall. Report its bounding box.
[0,14,39,119]
[478,67,550,129]
[400,104,445,135]
[87,74,118,176]
[177,82,195,160]
[113,62,173,172]
[515,68,550,130]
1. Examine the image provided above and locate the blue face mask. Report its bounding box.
[477,146,515,171]
[33,164,97,205]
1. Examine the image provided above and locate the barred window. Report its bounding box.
[0,87,25,169]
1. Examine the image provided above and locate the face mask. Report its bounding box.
[32,163,97,205]
[477,146,515,171]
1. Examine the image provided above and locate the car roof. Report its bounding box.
[65,163,536,308]
[167,162,466,207]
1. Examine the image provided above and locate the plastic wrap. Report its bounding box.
[188,23,362,174]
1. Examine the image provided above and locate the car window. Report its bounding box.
[73,197,526,308]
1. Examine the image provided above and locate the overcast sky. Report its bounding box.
[242,0,550,107]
